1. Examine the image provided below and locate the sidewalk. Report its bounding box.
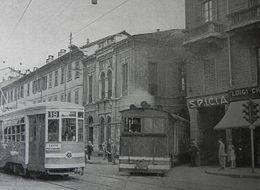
[205,166,260,179]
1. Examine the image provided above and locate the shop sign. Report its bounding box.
[188,94,229,109]
[229,86,260,101]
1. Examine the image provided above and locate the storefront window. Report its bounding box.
[62,118,76,141]
[48,119,59,141]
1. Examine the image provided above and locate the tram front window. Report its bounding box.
[48,119,59,142]
[124,118,141,133]
[62,118,76,141]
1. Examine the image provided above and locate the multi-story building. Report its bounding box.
[82,30,188,151]
[0,46,84,110]
[184,0,260,166]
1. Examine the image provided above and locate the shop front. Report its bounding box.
[187,93,229,165]
[214,86,260,168]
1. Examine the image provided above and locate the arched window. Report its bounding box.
[99,117,105,149]
[100,72,105,99]
[106,116,111,141]
[87,116,94,143]
[107,70,112,99]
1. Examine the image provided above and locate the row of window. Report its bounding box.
[202,47,260,92]
[123,117,165,134]
[48,118,83,142]
[0,61,81,106]
[3,125,25,142]
[33,89,80,104]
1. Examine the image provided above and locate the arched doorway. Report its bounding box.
[87,116,94,143]
[106,116,111,142]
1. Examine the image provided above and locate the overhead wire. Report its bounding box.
[55,0,131,45]
[74,0,130,36]
[4,0,34,47]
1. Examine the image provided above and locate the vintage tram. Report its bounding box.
[0,102,85,176]
[119,103,189,174]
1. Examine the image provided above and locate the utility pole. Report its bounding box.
[242,99,259,173]
[64,32,73,101]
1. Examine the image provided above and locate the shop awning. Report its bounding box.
[214,99,260,130]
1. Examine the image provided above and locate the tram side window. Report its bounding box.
[21,125,25,141]
[78,119,83,142]
[153,119,165,133]
[4,127,7,142]
[8,127,11,141]
[124,118,141,133]
[62,118,76,141]
[11,126,15,142]
[143,118,165,134]
[48,119,59,142]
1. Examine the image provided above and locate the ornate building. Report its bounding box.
[82,30,189,151]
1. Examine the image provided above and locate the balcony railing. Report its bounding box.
[184,22,224,45]
[228,3,260,30]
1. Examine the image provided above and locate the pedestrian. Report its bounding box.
[110,140,117,165]
[86,141,94,160]
[102,141,107,160]
[218,138,226,169]
[107,139,112,162]
[189,139,199,167]
[230,145,236,169]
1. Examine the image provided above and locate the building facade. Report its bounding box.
[0,47,84,111]
[184,0,260,165]
[82,30,189,151]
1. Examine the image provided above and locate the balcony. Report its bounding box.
[227,3,260,31]
[183,22,224,47]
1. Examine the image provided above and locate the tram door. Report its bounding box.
[28,114,45,171]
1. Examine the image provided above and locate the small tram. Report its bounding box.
[119,102,189,174]
[0,102,85,176]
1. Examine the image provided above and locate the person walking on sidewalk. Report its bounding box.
[189,140,199,167]
[86,141,94,160]
[218,138,227,169]
[111,140,117,165]
[102,141,107,160]
[230,145,236,169]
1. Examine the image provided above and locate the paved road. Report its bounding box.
[0,164,259,190]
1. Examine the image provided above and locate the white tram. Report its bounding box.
[0,102,85,176]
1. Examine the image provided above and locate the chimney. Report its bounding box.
[25,69,31,74]
[156,29,160,32]
[58,49,66,57]
[86,38,90,45]
[46,55,54,64]
[33,67,38,71]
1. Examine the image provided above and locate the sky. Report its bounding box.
[0,0,185,79]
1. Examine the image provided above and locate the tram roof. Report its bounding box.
[0,102,84,117]
[120,107,189,123]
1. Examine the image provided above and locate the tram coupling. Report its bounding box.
[74,167,84,175]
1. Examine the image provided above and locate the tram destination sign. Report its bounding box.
[229,86,260,101]
[48,111,59,118]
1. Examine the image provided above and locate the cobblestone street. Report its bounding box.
[0,157,259,190]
